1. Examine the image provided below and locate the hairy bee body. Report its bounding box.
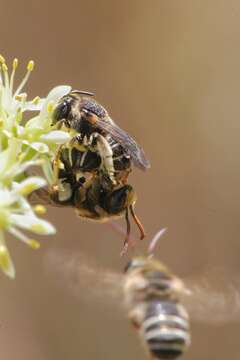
[52,144,135,221]
[52,91,149,184]
[124,258,190,359]
[60,135,131,187]
[49,90,148,249]
[53,92,130,183]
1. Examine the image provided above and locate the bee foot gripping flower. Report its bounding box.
[0,54,71,278]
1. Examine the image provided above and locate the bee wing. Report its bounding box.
[182,267,240,324]
[44,247,124,305]
[96,118,150,171]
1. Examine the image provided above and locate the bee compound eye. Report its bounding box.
[53,100,71,122]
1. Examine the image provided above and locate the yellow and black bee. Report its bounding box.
[48,90,150,251]
[52,90,150,184]
[124,256,191,359]
[44,153,144,253]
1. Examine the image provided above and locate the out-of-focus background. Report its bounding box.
[1,0,240,359]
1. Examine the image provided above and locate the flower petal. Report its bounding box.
[0,187,18,206]
[40,130,71,144]
[0,139,19,175]
[0,232,15,279]
[22,98,45,111]
[15,176,46,196]
[39,85,71,119]
[10,214,56,235]
[30,142,49,153]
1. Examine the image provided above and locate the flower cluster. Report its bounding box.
[0,55,71,278]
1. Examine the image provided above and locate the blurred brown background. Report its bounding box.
[1,0,240,359]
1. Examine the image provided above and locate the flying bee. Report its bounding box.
[124,257,191,359]
[51,90,150,186]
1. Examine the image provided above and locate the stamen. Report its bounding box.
[0,65,3,85]
[2,63,8,72]
[8,227,39,249]
[47,101,54,114]
[10,58,18,93]
[32,96,40,105]
[0,245,10,272]
[15,93,27,112]
[18,147,31,163]
[12,58,18,70]
[0,55,5,64]
[27,60,34,71]
[28,239,40,249]
[0,230,14,278]
[33,204,47,215]
[14,60,34,97]
[2,63,9,89]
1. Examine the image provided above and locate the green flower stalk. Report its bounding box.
[0,55,71,278]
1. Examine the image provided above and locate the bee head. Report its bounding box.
[124,257,148,273]
[52,95,74,125]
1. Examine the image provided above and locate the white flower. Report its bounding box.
[0,55,72,278]
[0,55,71,154]
[0,181,56,278]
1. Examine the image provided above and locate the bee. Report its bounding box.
[123,256,191,359]
[45,153,145,254]
[48,90,150,251]
[52,90,150,185]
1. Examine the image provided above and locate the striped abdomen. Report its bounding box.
[142,300,190,359]
[106,135,131,172]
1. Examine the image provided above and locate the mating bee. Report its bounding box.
[52,90,150,185]
[49,90,150,251]
[46,150,145,254]
[124,256,191,359]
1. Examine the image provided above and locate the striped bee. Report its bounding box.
[123,256,191,359]
[49,90,150,251]
[52,90,150,186]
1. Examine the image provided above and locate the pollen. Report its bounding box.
[0,246,9,269]
[0,55,5,64]
[34,204,47,215]
[47,101,54,114]
[32,96,40,104]
[15,95,23,101]
[2,63,8,72]
[12,58,18,70]
[27,60,34,71]
[28,239,40,250]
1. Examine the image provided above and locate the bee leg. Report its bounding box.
[54,118,66,130]
[96,134,116,185]
[69,134,83,148]
[129,204,146,240]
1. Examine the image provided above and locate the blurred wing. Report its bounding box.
[96,118,150,171]
[44,248,124,306]
[182,268,240,324]
[45,248,240,325]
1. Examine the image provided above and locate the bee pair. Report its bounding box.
[48,90,150,252]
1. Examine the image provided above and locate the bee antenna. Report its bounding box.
[71,90,95,96]
[148,228,167,257]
